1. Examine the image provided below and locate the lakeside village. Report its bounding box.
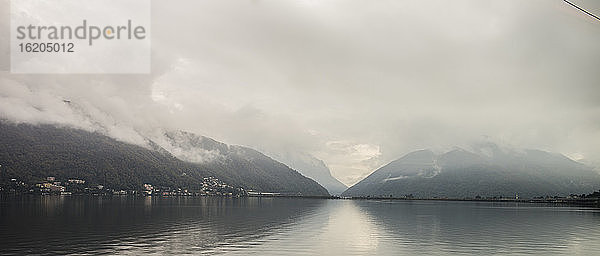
[0,176,251,197]
[2,176,600,206]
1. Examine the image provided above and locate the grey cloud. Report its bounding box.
[1,0,599,185]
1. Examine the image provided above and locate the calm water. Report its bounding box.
[1,196,600,255]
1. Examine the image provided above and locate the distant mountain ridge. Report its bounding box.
[342,144,600,199]
[269,151,348,195]
[0,121,329,196]
[157,131,348,195]
[155,130,333,195]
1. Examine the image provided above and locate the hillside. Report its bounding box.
[268,151,347,195]
[342,144,600,199]
[0,121,329,196]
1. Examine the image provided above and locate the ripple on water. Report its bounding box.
[1,197,600,255]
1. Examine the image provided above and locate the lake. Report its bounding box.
[1,196,599,255]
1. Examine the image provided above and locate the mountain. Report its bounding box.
[154,130,331,195]
[268,151,347,195]
[342,144,600,199]
[578,159,600,172]
[0,121,329,196]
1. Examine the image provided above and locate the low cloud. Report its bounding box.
[1,0,599,185]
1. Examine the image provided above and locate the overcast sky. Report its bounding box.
[1,0,599,185]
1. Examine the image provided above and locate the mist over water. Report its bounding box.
[2,196,600,255]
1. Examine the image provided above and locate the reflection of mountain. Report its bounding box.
[3,197,600,255]
[0,122,329,196]
[0,197,326,255]
[268,151,347,195]
[226,200,384,255]
[343,144,600,198]
[354,200,600,254]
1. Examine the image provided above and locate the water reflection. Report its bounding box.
[1,196,600,255]
[0,196,324,255]
[213,200,600,255]
[224,199,384,255]
[353,200,600,255]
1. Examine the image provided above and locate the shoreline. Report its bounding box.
[2,193,599,207]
